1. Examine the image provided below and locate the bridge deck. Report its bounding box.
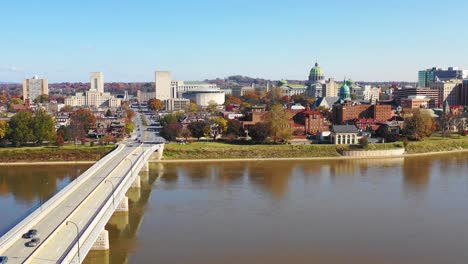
[0,145,143,263]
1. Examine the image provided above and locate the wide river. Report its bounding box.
[1,152,468,263]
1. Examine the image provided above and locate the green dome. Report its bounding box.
[346,79,355,87]
[278,79,288,87]
[339,80,351,101]
[309,62,324,77]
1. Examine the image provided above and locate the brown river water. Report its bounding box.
[1,152,467,263]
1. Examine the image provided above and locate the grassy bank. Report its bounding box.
[406,136,468,154]
[0,145,117,162]
[163,137,468,160]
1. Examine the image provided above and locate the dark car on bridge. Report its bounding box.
[0,256,8,263]
[25,238,40,247]
[22,229,37,239]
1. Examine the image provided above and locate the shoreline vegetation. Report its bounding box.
[0,145,116,163]
[161,137,468,161]
[0,137,467,164]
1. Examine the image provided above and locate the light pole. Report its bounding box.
[66,220,81,263]
[105,180,115,208]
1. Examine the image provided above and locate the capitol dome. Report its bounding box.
[309,62,325,82]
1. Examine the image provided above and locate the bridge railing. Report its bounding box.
[0,144,125,254]
[59,145,158,264]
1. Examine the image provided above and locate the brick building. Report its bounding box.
[333,101,393,124]
[292,107,330,135]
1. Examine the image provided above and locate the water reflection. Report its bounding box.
[3,152,468,264]
[0,164,90,236]
[84,166,161,264]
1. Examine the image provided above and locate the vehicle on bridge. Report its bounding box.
[25,238,40,247]
[0,256,8,263]
[22,229,37,239]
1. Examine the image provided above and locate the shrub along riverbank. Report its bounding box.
[0,145,116,162]
[163,137,468,160]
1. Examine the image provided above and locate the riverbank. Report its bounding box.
[160,137,468,161]
[0,145,116,163]
[0,137,466,165]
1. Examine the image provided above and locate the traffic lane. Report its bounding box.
[0,146,137,263]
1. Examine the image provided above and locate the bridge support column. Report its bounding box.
[108,211,129,232]
[127,187,141,203]
[115,196,129,212]
[131,175,141,188]
[140,170,149,185]
[150,144,165,161]
[91,229,109,250]
[141,162,149,172]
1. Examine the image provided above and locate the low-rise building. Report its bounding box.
[330,125,360,145]
[400,95,431,109]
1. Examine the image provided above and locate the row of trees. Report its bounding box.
[0,109,56,146]
[158,104,293,143]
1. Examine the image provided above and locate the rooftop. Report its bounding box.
[332,125,359,134]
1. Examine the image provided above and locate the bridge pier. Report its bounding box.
[91,229,109,250]
[149,144,165,161]
[115,196,129,212]
[86,250,110,264]
[108,212,129,232]
[140,170,149,185]
[127,187,141,203]
[141,162,149,172]
[131,175,141,188]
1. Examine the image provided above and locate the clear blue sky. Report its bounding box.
[1,0,468,83]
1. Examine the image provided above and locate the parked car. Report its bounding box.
[22,229,37,239]
[0,256,8,264]
[25,238,40,247]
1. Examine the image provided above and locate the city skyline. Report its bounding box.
[1,0,468,83]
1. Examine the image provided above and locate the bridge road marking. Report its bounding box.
[25,146,143,263]
[0,147,139,263]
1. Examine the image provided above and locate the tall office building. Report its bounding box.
[460,80,468,106]
[90,72,104,93]
[22,76,48,101]
[155,71,172,100]
[418,66,467,87]
[428,79,461,107]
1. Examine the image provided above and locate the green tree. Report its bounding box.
[403,109,436,140]
[70,108,96,140]
[187,102,198,113]
[209,117,228,140]
[207,100,218,113]
[226,119,244,137]
[148,98,164,111]
[8,110,34,146]
[249,122,270,143]
[125,122,135,135]
[160,123,182,141]
[359,137,369,149]
[188,121,208,140]
[33,94,49,104]
[262,104,292,143]
[105,109,113,117]
[33,109,56,144]
[0,120,8,142]
[9,98,24,105]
